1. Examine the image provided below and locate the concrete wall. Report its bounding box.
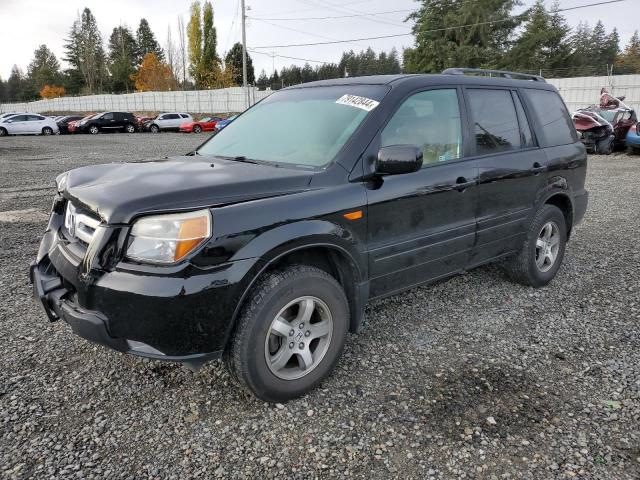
[547,74,640,112]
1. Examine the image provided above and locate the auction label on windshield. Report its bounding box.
[336,94,380,111]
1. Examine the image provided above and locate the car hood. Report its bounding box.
[63,156,313,224]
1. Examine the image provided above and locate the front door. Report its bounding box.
[366,88,478,298]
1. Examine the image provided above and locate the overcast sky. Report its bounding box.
[0,0,636,80]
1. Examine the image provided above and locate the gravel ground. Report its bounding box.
[1,134,639,479]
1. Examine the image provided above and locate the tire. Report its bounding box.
[596,136,613,155]
[505,204,567,287]
[150,124,160,133]
[124,123,136,133]
[193,124,202,133]
[89,125,99,134]
[0,127,7,137]
[225,265,349,402]
[42,127,53,135]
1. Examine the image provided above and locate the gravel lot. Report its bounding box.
[1,134,639,479]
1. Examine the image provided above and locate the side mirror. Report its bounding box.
[376,145,423,175]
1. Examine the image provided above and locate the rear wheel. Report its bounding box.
[193,124,202,133]
[225,265,349,402]
[150,124,160,133]
[124,123,136,133]
[41,127,53,135]
[89,125,99,134]
[505,204,567,287]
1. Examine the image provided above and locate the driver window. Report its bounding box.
[102,113,113,120]
[380,89,463,166]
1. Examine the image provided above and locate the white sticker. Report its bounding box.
[335,94,380,112]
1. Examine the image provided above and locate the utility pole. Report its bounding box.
[241,0,249,109]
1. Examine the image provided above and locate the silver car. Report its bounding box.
[146,112,192,133]
[0,113,59,136]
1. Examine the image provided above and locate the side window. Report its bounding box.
[180,114,189,118]
[523,89,576,147]
[158,115,167,120]
[10,115,26,122]
[165,114,179,119]
[513,92,534,148]
[467,89,521,154]
[102,113,114,120]
[381,89,463,166]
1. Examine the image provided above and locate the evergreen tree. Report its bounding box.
[504,1,571,74]
[202,1,218,72]
[0,77,5,102]
[602,28,620,66]
[63,8,107,93]
[27,45,62,93]
[269,69,280,89]
[404,0,522,73]
[136,19,164,63]
[108,26,138,93]
[256,69,269,90]
[225,43,254,85]
[615,30,640,73]
[6,65,29,101]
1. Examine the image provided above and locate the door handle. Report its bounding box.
[454,177,476,192]
[531,162,547,174]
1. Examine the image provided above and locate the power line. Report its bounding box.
[248,49,330,64]
[302,0,406,28]
[247,9,413,22]
[250,0,376,18]
[251,0,627,49]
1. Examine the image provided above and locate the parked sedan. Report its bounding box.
[0,113,59,136]
[179,116,222,133]
[56,115,85,134]
[144,113,193,133]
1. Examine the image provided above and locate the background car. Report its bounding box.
[213,115,237,132]
[625,122,640,153]
[67,115,94,134]
[0,113,59,136]
[77,111,137,134]
[145,113,193,133]
[56,115,85,134]
[0,112,24,121]
[179,116,222,133]
[134,115,154,131]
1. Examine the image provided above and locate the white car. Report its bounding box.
[146,112,192,133]
[0,113,59,136]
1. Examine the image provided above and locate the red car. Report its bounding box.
[67,114,95,134]
[179,116,222,133]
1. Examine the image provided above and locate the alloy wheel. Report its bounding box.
[264,296,333,380]
[535,221,560,272]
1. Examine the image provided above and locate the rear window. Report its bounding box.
[523,89,576,147]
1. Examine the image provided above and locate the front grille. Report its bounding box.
[64,202,101,246]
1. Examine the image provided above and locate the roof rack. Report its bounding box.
[441,68,546,83]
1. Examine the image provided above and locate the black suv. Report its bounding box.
[31,69,588,401]
[77,111,137,134]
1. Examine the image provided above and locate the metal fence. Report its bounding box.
[547,74,640,111]
[2,74,640,115]
[0,87,273,114]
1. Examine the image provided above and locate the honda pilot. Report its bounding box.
[31,69,588,402]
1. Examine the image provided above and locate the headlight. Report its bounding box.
[55,172,68,192]
[127,209,212,264]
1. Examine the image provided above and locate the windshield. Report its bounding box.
[594,109,616,122]
[197,85,388,167]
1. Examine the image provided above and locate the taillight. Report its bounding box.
[630,124,637,133]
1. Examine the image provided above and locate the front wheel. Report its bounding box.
[225,266,349,402]
[504,204,567,287]
[89,125,99,134]
[596,136,613,155]
[192,124,202,133]
[149,124,160,133]
[0,127,7,137]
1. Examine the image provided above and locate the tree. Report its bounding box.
[40,85,66,99]
[28,45,61,93]
[64,8,107,93]
[137,18,164,63]
[165,25,179,84]
[187,1,203,85]
[225,42,254,85]
[256,69,269,90]
[0,77,6,102]
[131,52,177,91]
[504,1,571,74]
[6,65,28,101]
[404,0,522,73]
[202,1,218,72]
[177,15,188,87]
[108,25,138,93]
[615,30,640,73]
[269,69,280,89]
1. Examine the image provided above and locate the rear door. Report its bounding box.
[464,87,547,266]
[26,114,46,134]
[366,87,478,297]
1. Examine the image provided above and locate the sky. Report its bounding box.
[0,0,636,80]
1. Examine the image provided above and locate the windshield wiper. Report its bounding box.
[215,155,262,165]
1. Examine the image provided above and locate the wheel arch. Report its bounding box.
[543,191,574,238]
[225,239,367,352]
